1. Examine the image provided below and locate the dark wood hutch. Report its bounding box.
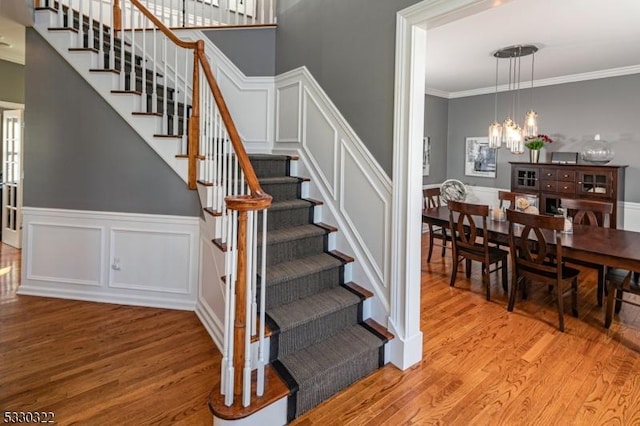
[510,162,626,229]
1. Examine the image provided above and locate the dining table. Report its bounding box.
[422,206,640,272]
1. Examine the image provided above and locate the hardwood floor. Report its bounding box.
[0,244,220,425]
[3,237,640,425]
[292,236,640,425]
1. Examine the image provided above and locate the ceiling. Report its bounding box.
[2,0,640,93]
[0,13,26,65]
[425,0,640,99]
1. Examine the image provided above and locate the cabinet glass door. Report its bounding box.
[577,171,611,197]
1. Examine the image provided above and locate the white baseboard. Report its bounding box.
[20,207,199,310]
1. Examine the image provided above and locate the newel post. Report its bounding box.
[188,41,203,190]
[233,210,248,398]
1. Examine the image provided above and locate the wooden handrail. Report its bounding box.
[129,0,198,49]
[125,0,272,408]
[198,51,271,204]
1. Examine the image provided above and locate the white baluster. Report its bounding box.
[109,0,115,68]
[119,0,125,89]
[99,0,104,66]
[57,0,63,27]
[251,207,257,336]
[151,27,157,112]
[181,50,188,152]
[141,16,147,105]
[78,0,84,48]
[172,44,178,134]
[67,0,73,29]
[162,36,168,132]
[257,208,267,396]
[87,0,94,49]
[129,8,136,91]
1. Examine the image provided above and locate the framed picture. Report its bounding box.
[465,137,497,178]
[422,137,430,176]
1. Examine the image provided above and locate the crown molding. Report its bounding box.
[427,65,640,99]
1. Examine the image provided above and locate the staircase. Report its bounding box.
[33,2,393,423]
[245,154,393,421]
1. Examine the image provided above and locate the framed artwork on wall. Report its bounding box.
[465,136,497,178]
[422,137,430,176]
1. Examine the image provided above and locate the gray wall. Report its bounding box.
[0,59,25,104]
[204,27,276,76]
[275,0,421,176]
[24,29,201,216]
[423,94,448,185]
[445,73,640,201]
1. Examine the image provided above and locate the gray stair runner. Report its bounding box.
[249,154,387,421]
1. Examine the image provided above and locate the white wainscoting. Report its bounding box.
[274,67,392,321]
[180,29,276,153]
[195,218,228,350]
[20,208,199,310]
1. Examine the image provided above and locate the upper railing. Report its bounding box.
[36,0,272,409]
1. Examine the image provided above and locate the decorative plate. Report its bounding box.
[440,179,467,204]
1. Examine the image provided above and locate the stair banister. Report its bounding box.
[38,0,272,409]
[129,0,273,408]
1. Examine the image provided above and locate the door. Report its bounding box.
[2,109,23,248]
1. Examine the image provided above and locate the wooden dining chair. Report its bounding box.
[447,200,509,301]
[506,209,580,332]
[560,198,613,306]
[498,190,526,209]
[604,268,640,328]
[423,188,450,262]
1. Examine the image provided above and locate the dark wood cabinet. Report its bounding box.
[510,162,626,228]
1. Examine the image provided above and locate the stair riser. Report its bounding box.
[275,305,360,359]
[264,267,342,310]
[260,207,314,231]
[259,234,326,267]
[294,347,380,417]
[252,159,291,178]
[260,182,301,202]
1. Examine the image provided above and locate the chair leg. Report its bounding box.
[501,259,508,292]
[605,279,615,328]
[427,230,435,263]
[450,255,459,287]
[508,275,520,312]
[483,264,490,301]
[597,265,605,307]
[556,281,565,332]
[615,288,623,314]
[571,278,578,317]
[465,259,472,278]
[440,229,447,257]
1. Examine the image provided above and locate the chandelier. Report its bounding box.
[488,44,539,154]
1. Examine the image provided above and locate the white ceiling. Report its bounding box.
[2,0,639,91]
[0,13,26,65]
[425,0,640,98]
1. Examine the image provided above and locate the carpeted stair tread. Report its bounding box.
[263,253,343,285]
[268,287,360,332]
[258,176,302,184]
[260,224,328,245]
[279,324,383,415]
[249,154,291,161]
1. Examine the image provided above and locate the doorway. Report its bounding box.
[1,108,23,248]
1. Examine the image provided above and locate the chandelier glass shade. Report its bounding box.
[488,44,539,153]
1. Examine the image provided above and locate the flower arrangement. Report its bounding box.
[524,134,553,150]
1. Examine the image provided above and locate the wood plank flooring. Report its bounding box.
[291,236,640,425]
[0,244,220,425]
[3,236,640,425]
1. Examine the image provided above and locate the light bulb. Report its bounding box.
[523,110,538,137]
